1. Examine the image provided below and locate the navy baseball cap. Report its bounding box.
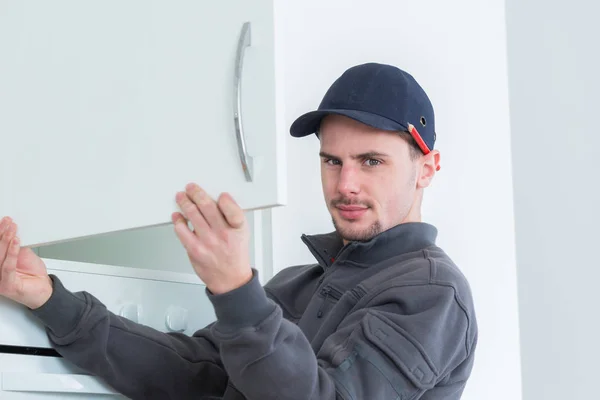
[290,62,437,160]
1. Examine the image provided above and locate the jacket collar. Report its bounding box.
[301,222,438,269]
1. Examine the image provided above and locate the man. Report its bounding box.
[0,62,477,399]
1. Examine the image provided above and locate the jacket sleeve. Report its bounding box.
[208,271,475,400]
[30,274,228,400]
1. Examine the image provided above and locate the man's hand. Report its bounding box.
[172,183,253,295]
[0,217,53,309]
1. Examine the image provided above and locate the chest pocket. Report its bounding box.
[296,284,343,342]
[316,285,344,318]
[298,285,363,352]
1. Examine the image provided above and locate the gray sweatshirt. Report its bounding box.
[31,222,478,399]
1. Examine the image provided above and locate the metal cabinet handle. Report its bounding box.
[233,21,253,182]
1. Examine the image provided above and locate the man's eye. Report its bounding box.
[325,159,341,165]
[364,159,381,166]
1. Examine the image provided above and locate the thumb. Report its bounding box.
[0,237,20,294]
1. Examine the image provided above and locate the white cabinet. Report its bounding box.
[0,259,215,348]
[0,259,216,399]
[0,0,286,248]
[0,2,282,396]
[0,355,126,399]
[35,210,266,277]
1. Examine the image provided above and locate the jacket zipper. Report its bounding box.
[317,285,343,318]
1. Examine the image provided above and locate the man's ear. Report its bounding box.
[417,150,440,189]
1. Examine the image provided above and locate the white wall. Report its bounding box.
[505,1,600,399]
[270,1,522,399]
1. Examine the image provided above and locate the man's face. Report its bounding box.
[319,115,429,243]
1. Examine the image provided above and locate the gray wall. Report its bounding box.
[505,0,600,398]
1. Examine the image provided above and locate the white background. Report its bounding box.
[506,0,600,399]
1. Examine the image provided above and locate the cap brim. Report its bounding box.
[289,109,407,137]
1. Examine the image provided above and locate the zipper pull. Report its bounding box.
[317,287,330,318]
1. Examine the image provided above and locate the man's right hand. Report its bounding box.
[0,216,53,309]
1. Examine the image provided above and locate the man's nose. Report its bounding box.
[337,166,361,195]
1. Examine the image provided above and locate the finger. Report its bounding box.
[171,212,194,233]
[176,191,210,235]
[218,193,245,229]
[171,211,185,225]
[0,222,16,266]
[0,217,9,236]
[0,217,12,241]
[172,212,201,254]
[1,236,19,289]
[186,183,227,231]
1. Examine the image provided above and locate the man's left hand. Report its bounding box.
[172,183,252,295]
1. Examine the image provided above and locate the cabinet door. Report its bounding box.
[0,0,285,247]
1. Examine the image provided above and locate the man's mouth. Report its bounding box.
[336,204,369,219]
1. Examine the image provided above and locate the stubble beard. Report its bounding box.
[331,215,383,243]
